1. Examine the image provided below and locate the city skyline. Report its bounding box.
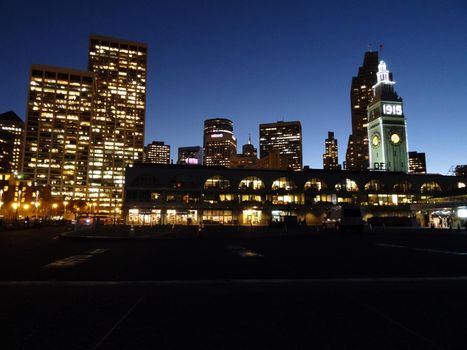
[1,0,466,174]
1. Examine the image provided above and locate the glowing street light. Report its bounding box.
[14,189,22,220]
[63,200,68,219]
[34,190,39,219]
[0,189,3,212]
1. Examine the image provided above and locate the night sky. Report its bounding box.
[1,0,466,174]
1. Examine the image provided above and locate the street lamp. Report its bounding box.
[0,189,3,215]
[113,191,118,225]
[16,189,22,220]
[12,203,18,220]
[52,203,58,218]
[34,190,39,219]
[63,200,68,219]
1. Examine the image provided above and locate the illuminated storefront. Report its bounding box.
[242,209,263,225]
[128,209,162,226]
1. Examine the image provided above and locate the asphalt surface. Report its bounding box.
[2,225,467,349]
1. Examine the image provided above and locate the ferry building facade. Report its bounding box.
[123,164,467,227]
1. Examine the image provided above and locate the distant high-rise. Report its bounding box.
[203,118,237,166]
[0,111,24,174]
[259,121,302,171]
[22,65,94,200]
[144,141,170,164]
[229,136,258,168]
[345,51,379,170]
[178,146,203,165]
[88,35,147,213]
[367,60,409,172]
[408,152,427,174]
[323,131,340,170]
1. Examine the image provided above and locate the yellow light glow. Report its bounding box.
[52,203,58,209]
[390,133,400,144]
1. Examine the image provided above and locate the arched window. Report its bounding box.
[272,177,297,190]
[421,181,442,193]
[335,179,358,192]
[304,178,327,191]
[239,176,265,190]
[393,181,413,193]
[204,176,231,190]
[364,180,385,192]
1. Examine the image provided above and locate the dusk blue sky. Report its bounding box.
[1,0,466,174]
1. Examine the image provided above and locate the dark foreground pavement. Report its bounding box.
[2,287,466,350]
[2,225,467,349]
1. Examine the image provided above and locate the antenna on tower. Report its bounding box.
[379,43,384,58]
[248,133,251,144]
[368,43,372,51]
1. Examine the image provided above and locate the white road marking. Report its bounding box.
[412,247,467,256]
[90,296,144,350]
[350,296,444,350]
[227,245,264,258]
[44,248,109,268]
[376,243,467,256]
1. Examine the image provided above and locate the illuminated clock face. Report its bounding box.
[390,133,401,144]
[383,104,403,116]
[371,133,380,147]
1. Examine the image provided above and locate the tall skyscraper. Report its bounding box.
[178,146,202,165]
[22,65,94,200]
[367,60,409,172]
[88,35,147,214]
[144,141,170,164]
[259,121,302,171]
[0,111,24,174]
[323,131,340,170]
[345,51,379,170]
[408,151,427,174]
[203,118,237,166]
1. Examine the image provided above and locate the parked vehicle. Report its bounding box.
[323,205,365,231]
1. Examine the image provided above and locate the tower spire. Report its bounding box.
[373,60,395,91]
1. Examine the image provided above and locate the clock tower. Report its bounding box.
[367,60,409,172]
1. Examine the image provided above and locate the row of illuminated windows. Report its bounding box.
[139,192,419,206]
[200,176,461,193]
[126,192,418,208]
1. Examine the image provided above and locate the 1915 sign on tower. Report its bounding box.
[367,60,409,172]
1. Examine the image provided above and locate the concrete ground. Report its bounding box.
[2,225,467,349]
